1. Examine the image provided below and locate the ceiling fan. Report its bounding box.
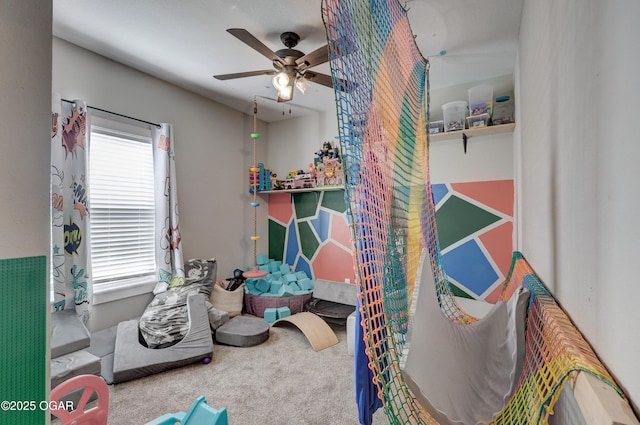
[213,28,337,102]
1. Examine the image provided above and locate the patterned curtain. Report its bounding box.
[50,94,92,325]
[152,124,184,294]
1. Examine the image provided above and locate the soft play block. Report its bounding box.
[284,273,297,283]
[275,307,291,319]
[278,285,295,297]
[256,255,269,265]
[244,280,256,293]
[268,261,281,273]
[280,264,291,274]
[271,271,282,279]
[264,308,278,323]
[255,278,270,293]
[295,271,308,280]
[297,278,313,291]
[269,281,283,294]
[258,265,270,273]
[288,282,301,291]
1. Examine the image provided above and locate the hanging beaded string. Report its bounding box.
[244,100,267,278]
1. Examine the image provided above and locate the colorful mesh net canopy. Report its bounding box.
[321,0,627,423]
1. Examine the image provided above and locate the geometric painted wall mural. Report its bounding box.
[267,180,513,301]
[268,189,356,284]
[433,179,514,302]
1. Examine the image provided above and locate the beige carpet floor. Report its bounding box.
[104,320,390,425]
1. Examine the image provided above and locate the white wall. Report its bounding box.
[53,38,268,330]
[0,2,52,259]
[429,132,513,184]
[1,0,52,416]
[517,0,640,409]
[267,109,339,178]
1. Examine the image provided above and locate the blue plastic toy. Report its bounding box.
[145,395,228,425]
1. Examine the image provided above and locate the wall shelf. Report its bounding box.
[258,186,344,195]
[429,122,515,142]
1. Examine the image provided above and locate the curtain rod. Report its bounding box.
[61,98,161,128]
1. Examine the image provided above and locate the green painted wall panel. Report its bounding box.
[436,196,501,250]
[0,256,47,425]
[298,221,320,260]
[268,220,286,262]
[292,192,319,219]
[320,189,347,213]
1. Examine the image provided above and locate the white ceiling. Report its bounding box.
[52,0,524,123]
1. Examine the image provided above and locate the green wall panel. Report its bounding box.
[268,220,286,262]
[436,195,500,250]
[0,256,47,425]
[298,221,320,260]
[320,189,347,213]
[292,192,319,219]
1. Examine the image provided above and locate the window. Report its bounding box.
[89,122,156,288]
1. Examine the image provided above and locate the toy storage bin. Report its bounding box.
[492,96,515,125]
[466,113,490,128]
[442,101,467,132]
[428,120,444,134]
[468,85,493,116]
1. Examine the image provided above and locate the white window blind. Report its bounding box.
[89,126,156,284]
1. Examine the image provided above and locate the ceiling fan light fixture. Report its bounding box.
[277,84,294,101]
[295,76,311,94]
[272,71,290,91]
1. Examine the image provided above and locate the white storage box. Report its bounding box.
[468,85,493,116]
[466,113,490,129]
[442,101,467,132]
[492,96,515,125]
[429,120,444,134]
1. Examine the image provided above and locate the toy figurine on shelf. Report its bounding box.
[314,141,344,187]
[270,173,285,190]
[315,157,344,186]
[315,141,340,165]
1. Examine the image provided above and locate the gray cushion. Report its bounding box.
[112,294,213,383]
[51,349,101,389]
[87,326,117,384]
[312,279,357,306]
[51,309,91,358]
[215,315,269,347]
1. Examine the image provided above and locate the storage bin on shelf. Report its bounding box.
[466,113,491,129]
[492,95,515,125]
[429,120,444,134]
[468,85,493,116]
[442,101,467,132]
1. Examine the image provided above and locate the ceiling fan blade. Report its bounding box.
[226,28,283,64]
[296,44,329,69]
[303,71,333,87]
[214,69,275,80]
[304,71,352,93]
